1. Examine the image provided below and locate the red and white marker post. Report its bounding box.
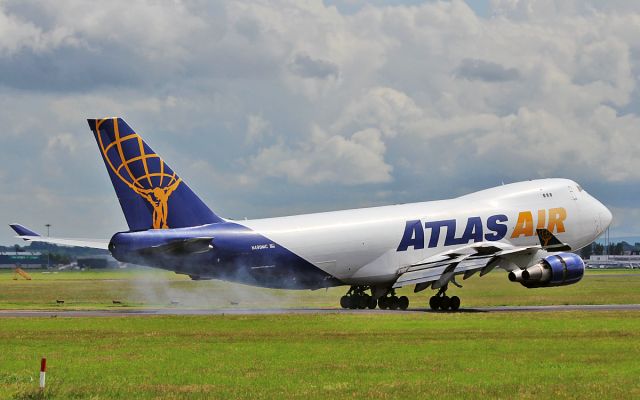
[39,357,46,390]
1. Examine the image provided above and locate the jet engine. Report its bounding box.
[508,253,585,288]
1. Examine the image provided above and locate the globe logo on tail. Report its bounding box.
[94,118,181,229]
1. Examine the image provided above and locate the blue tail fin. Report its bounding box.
[87,118,223,231]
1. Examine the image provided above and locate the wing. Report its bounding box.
[392,236,572,292]
[9,224,110,250]
[393,229,573,291]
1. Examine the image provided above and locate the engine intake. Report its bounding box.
[508,253,584,288]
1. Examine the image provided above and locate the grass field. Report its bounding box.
[1,268,639,310]
[1,268,639,399]
[1,312,639,399]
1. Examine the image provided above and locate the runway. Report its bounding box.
[1,303,639,317]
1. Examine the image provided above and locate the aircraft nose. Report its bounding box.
[597,201,613,231]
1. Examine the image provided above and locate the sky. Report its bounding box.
[1,0,639,245]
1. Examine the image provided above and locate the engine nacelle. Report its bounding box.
[508,253,585,288]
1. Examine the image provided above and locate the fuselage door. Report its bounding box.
[568,186,577,200]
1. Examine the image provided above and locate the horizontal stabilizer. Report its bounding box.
[10,224,40,237]
[8,224,109,250]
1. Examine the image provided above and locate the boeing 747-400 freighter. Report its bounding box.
[10,118,612,310]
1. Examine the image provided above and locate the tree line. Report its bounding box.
[579,241,640,258]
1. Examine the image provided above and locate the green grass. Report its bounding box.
[1,268,639,310]
[1,269,639,399]
[0,312,639,399]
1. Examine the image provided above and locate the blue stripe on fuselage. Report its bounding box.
[108,222,342,289]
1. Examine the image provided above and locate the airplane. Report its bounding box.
[10,118,612,311]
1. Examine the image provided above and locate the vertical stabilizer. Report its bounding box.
[88,118,223,231]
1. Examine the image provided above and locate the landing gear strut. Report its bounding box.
[428,285,460,311]
[340,286,377,310]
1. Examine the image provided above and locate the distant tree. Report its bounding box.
[614,242,624,255]
[50,253,71,265]
[580,243,593,258]
[592,243,604,255]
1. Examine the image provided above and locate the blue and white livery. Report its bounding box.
[10,118,612,311]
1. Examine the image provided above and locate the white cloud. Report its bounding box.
[245,114,271,144]
[332,87,423,138]
[1,0,640,243]
[249,126,392,185]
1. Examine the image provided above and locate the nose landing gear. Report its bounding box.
[428,285,460,311]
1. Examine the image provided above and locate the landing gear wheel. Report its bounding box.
[450,296,461,311]
[340,286,383,311]
[429,284,462,311]
[340,296,349,309]
[439,295,450,311]
[357,295,368,309]
[378,297,387,310]
[398,296,409,310]
[429,296,440,311]
[348,297,358,309]
[389,296,399,310]
[367,297,377,309]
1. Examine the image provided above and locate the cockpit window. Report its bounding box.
[577,185,583,192]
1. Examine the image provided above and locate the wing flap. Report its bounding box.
[393,265,448,287]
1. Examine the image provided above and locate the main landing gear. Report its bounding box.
[428,285,461,311]
[339,287,409,310]
[340,286,376,309]
[378,289,409,310]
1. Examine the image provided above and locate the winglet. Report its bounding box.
[9,224,41,238]
[536,229,572,251]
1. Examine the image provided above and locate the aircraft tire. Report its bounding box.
[398,296,409,310]
[340,296,349,309]
[378,297,387,310]
[367,297,377,309]
[439,296,450,311]
[389,296,399,310]
[357,295,368,309]
[450,296,460,311]
[348,296,358,309]
[429,296,439,310]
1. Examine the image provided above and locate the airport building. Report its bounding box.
[1,252,120,269]
[0,252,46,269]
[587,255,640,269]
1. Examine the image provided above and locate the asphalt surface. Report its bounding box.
[1,303,639,317]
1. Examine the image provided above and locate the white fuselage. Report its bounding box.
[241,179,611,286]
